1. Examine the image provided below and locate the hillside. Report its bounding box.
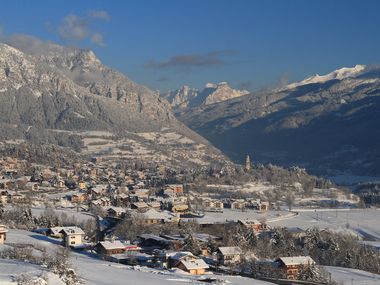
[177,65,380,176]
[0,42,228,167]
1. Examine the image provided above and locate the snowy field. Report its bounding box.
[0,259,64,285]
[31,207,95,223]
[188,209,292,224]
[268,208,380,240]
[325,266,380,285]
[2,229,275,285]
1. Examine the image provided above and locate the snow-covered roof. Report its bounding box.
[168,251,194,261]
[60,226,85,235]
[141,209,177,221]
[278,256,315,266]
[98,240,125,250]
[179,258,209,270]
[49,227,64,235]
[218,246,243,255]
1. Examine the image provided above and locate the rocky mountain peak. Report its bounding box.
[162,81,249,110]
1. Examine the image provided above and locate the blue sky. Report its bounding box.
[1,0,380,92]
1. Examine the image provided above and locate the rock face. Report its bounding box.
[0,42,228,166]
[162,82,249,111]
[177,65,380,176]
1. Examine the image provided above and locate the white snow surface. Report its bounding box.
[286,65,366,89]
[324,266,380,285]
[2,229,275,285]
[268,208,380,240]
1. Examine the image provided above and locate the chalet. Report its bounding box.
[165,184,184,195]
[217,246,243,265]
[238,219,267,233]
[132,189,150,202]
[114,193,129,206]
[47,227,64,238]
[202,198,224,212]
[91,197,111,207]
[71,193,88,203]
[106,206,126,218]
[168,251,209,275]
[60,226,86,247]
[230,199,247,210]
[177,258,209,275]
[0,190,8,205]
[147,201,161,210]
[0,179,11,189]
[89,185,107,198]
[139,234,172,250]
[78,181,87,190]
[168,252,208,275]
[0,224,8,244]
[275,256,316,280]
[131,201,150,211]
[95,240,126,255]
[140,209,179,225]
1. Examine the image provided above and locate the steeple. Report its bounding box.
[245,154,251,171]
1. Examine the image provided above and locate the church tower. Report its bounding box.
[245,154,251,171]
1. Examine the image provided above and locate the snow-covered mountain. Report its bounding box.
[176,64,380,176]
[285,64,366,89]
[0,41,228,166]
[162,82,249,111]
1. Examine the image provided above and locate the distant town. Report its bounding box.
[1,151,379,285]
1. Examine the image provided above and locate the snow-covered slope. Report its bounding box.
[0,40,229,166]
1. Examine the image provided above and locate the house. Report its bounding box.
[71,193,88,203]
[47,227,64,238]
[168,251,209,274]
[259,201,269,212]
[95,240,126,255]
[60,226,86,247]
[106,206,126,218]
[177,258,209,275]
[0,224,8,244]
[217,246,243,265]
[91,197,111,207]
[89,185,107,198]
[131,201,150,211]
[165,184,184,195]
[147,201,161,210]
[230,199,246,210]
[0,190,8,205]
[202,198,224,212]
[140,209,179,225]
[275,256,316,280]
[238,219,267,233]
[78,181,87,190]
[138,234,172,250]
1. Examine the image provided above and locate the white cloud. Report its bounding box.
[56,10,110,47]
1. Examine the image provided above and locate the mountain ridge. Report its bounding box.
[0,41,229,167]
[175,65,380,176]
[161,81,249,111]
